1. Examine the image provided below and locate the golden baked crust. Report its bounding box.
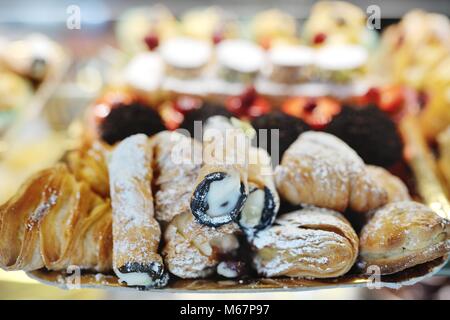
[152,131,202,225]
[251,206,359,278]
[163,212,240,279]
[0,164,112,272]
[275,131,387,212]
[65,141,110,198]
[366,165,411,203]
[359,201,450,274]
[108,134,164,280]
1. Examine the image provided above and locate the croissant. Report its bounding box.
[366,165,411,203]
[0,164,112,272]
[251,206,359,278]
[359,201,450,275]
[163,211,241,279]
[275,131,387,212]
[152,131,202,225]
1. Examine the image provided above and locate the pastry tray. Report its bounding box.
[24,116,450,292]
[27,256,448,292]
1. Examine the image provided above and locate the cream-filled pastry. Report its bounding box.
[191,116,250,227]
[239,147,279,237]
[163,212,241,279]
[108,134,167,288]
[152,131,202,225]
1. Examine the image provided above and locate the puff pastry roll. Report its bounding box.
[366,165,411,203]
[251,207,359,278]
[108,134,167,288]
[65,141,110,198]
[275,131,387,212]
[0,164,112,272]
[163,211,241,279]
[359,201,450,275]
[239,147,280,237]
[191,116,249,227]
[152,131,202,225]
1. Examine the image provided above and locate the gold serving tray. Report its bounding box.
[25,115,450,292]
[28,256,448,292]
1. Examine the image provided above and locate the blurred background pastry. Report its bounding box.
[215,39,264,85]
[302,1,378,48]
[115,4,179,55]
[315,44,369,83]
[248,9,299,49]
[373,10,450,90]
[0,34,64,83]
[264,45,315,85]
[180,6,239,43]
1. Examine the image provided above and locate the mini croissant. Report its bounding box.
[275,131,387,213]
[251,206,359,278]
[0,164,113,272]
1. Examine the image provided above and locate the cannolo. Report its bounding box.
[108,134,167,288]
[152,131,202,225]
[190,116,250,227]
[163,211,241,279]
[238,147,280,237]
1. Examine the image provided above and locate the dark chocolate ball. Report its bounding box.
[325,105,403,167]
[99,102,165,145]
[179,103,233,140]
[251,111,311,158]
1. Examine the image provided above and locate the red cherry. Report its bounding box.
[378,85,404,113]
[240,86,257,107]
[226,87,270,118]
[282,97,341,129]
[247,97,271,118]
[144,33,159,51]
[212,30,224,45]
[174,95,202,114]
[313,33,327,45]
[366,87,380,103]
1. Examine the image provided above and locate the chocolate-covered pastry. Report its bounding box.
[99,101,165,145]
[325,105,403,167]
[179,103,233,139]
[251,111,310,157]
